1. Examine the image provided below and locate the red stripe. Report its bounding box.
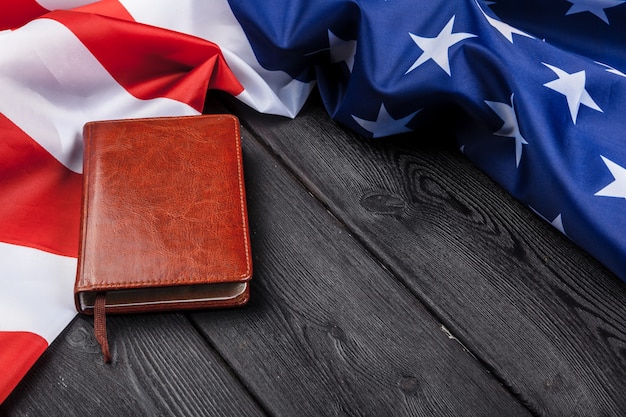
[46,8,244,112]
[0,0,49,30]
[0,114,82,257]
[0,332,48,404]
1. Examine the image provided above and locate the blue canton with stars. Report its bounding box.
[228,0,626,282]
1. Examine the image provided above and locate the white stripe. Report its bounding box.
[35,0,98,10]
[120,0,314,118]
[0,18,199,173]
[0,243,77,344]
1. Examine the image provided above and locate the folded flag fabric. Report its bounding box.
[1,0,625,403]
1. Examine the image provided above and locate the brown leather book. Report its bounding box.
[75,115,252,361]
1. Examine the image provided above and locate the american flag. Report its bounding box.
[1,0,625,402]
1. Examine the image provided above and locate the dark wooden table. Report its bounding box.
[2,92,625,416]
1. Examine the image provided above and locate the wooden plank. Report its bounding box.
[189,122,532,416]
[221,92,626,416]
[1,314,268,417]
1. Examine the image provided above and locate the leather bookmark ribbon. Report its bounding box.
[94,292,112,363]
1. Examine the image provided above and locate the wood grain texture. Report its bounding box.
[1,314,267,417]
[221,92,626,416]
[6,95,624,416]
[189,125,532,417]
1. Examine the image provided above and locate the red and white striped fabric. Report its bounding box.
[0,0,310,403]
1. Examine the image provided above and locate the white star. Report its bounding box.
[475,0,534,43]
[406,16,476,76]
[328,30,357,72]
[596,61,626,78]
[352,104,420,138]
[485,94,528,167]
[543,63,602,124]
[550,214,566,234]
[531,207,566,235]
[595,156,626,199]
[485,17,534,43]
[565,0,625,24]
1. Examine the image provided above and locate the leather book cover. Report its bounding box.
[75,114,252,315]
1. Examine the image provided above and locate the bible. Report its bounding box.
[75,115,253,362]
